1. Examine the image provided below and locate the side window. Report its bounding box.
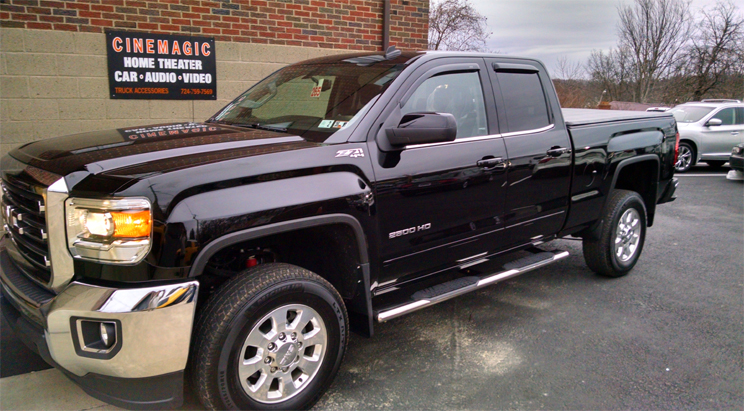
[735,108,744,125]
[401,72,488,139]
[712,108,735,125]
[495,72,550,133]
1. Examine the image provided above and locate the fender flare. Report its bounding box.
[188,213,369,277]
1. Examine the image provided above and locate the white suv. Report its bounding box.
[669,100,744,172]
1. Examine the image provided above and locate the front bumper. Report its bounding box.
[0,240,198,409]
[729,154,743,171]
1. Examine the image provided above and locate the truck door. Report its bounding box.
[369,58,509,285]
[484,58,572,246]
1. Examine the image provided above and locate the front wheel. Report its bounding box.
[582,190,647,277]
[191,263,348,410]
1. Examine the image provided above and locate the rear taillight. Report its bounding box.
[673,132,680,165]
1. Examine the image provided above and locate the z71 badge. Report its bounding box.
[335,148,365,158]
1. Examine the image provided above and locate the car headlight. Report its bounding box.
[65,198,152,264]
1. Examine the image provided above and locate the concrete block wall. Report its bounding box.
[0,27,348,157]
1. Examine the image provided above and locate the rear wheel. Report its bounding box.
[583,190,647,277]
[191,263,348,410]
[675,142,695,172]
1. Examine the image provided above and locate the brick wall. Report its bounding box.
[0,1,430,158]
[0,0,429,51]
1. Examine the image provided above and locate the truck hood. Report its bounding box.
[9,122,323,178]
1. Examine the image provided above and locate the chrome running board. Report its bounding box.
[376,250,569,322]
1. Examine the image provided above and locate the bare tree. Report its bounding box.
[682,1,744,100]
[428,0,491,52]
[617,0,693,102]
[586,47,635,103]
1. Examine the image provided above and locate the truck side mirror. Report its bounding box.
[706,118,723,127]
[385,112,457,146]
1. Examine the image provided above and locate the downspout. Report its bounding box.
[383,0,390,51]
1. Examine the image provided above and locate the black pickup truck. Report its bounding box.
[1,49,678,410]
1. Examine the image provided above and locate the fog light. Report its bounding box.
[100,322,116,348]
[73,318,121,358]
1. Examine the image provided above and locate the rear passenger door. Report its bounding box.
[485,59,572,246]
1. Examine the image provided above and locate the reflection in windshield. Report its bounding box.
[669,106,714,123]
[211,61,406,142]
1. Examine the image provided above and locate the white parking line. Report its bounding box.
[676,174,727,177]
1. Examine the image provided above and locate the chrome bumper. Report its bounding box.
[0,243,198,379]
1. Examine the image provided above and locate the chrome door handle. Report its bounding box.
[477,157,507,170]
[732,132,740,135]
[547,147,570,157]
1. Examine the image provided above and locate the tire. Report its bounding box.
[191,263,348,410]
[705,160,726,169]
[675,142,695,172]
[582,189,647,277]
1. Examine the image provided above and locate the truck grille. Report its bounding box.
[1,174,51,285]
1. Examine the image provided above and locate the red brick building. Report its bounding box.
[0,0,430,156]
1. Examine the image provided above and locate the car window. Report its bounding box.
[401,72,488,139]
[669,106,714,123]
[736,108,744,125]
[712,108,735,125]
[495,72,550,133]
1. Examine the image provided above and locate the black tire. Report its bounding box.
[582,189,647,277]
[191,263,348,410]
[705,160,726,169]
[675,142,695,173]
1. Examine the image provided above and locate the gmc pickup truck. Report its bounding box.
[1,49,678,410]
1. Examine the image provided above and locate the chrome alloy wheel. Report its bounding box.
[675,144,692,171]
[614,208,641,262]
[238,304,327,404]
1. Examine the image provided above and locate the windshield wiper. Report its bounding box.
[212,121,288,132]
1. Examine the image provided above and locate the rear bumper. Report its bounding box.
[657,177,678,204]
[0,240,198,409]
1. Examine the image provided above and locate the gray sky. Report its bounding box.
[472,0,724,75]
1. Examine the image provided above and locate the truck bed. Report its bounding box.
[562,108,673,127]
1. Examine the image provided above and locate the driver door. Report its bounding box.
[369,58,509,286]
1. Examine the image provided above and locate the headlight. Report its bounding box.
[65,198,152,264]
[733,146,742,155]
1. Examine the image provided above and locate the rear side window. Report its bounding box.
[495,72,550,133]
[736,108,744,125]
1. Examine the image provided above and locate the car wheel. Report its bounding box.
[582,189,647,277]
[191,263,348,410]
[675,142,695,172]
[705,160,726,169]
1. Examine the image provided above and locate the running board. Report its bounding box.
[376,250,569,322]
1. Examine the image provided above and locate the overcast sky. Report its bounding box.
[472,0,724,75]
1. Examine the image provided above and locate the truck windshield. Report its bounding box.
[669,106,714,123]
[210,60,406,141]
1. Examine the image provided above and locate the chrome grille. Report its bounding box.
[1,175,51,284]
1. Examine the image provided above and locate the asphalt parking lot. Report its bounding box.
[1,165,742,410]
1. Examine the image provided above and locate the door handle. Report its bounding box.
[732,132,740,135]
[477,157,507,170]
[547,147,570,157]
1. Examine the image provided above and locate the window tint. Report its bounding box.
[712,108,735,125]
[402,71,488,139]
[495,72,550,133]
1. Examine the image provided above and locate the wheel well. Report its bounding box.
[613,160,658,226]
[679,139,698,164]
[198,224,363,303]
